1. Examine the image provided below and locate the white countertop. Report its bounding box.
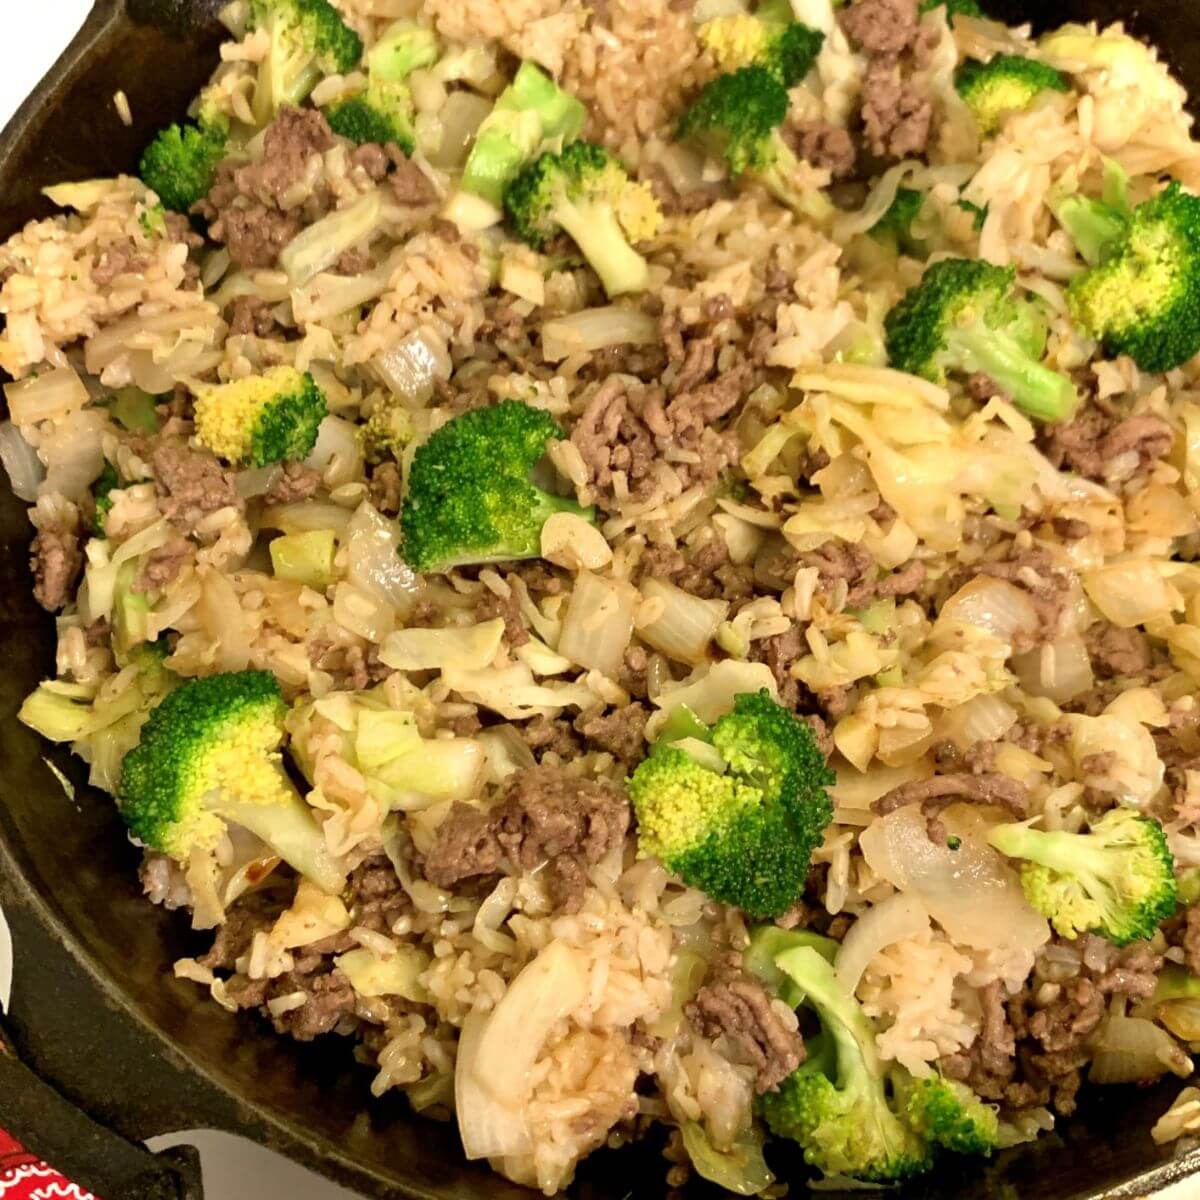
[0,8,1197,1200]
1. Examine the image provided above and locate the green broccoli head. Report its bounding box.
[119,670,344,891]
[898,1075,1000,1157]
[697,6,825,87]
[461,62,587,207]
[988,808,1177,946]
[1061,181,1200,372]
[399,399,596,572]
[92,461,121,537]
[504,141,662,297]
[956,55,1070,134]
[139,122,228,213]
[193,365,327,468]
[756,945,931,1182]
[629,690,834,919]
[248,0,364,124]
[872,187,927,257]
[884,257,1078,421]
[676,65,833,223]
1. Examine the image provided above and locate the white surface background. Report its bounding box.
[0,8,1197,1200]
[0,9,352,1198]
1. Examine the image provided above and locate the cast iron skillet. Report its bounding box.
[2,2,1200,1197]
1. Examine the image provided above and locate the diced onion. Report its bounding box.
[936,693,1017,750]
[1158,999,1200,1042]
[835,892,931,995]
[332,581,395,643]
[0,420,46,500]
[235,465,281,499]
[937,575,1041,646]
[541,307,659,363]
[1083,559,1182,628]
[344,501,422,615]
[1089,1015,1192,1085]
[455,1009,533,1159]
[558,571,638,678]
[291,257,396,324]
[304,415,362,488]
[639,578,729,665]
[431,91,492,168]
[1012,637,1094,703]
[5,366,89,425]
[372,330,450,402]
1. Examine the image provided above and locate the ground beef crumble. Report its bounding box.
[30,513,83,611]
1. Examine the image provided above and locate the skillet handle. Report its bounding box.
[0,1019,204,1200]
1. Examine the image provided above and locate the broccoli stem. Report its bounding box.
[987,823,1112,893]
[950,326,1077,421]
[553,198,651,297]
[212,780,346,893]
[1052,195,1127,267]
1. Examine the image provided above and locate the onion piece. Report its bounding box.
[541,306,659,363]
[936,693,1017,751]
[1083,559,1182,629]
[639,578,729,665]
[1012,636,1093,703]
[1089,1015,1193,1085]
[261,500,354,534]
[650,660,779,732]
[455,1008,533,1159]
[835,892,931,995]
[858,804,1049,953]
[5,366,90,425]
[235,465,281,499]
[936,575,1041,646]
[472,940,589,1105]
[332,581,395,644]
[558,571,638,678]
[335,946,430,1003]
[372,330,451,403]
[679,1122,775,1197]
[303,415,362,488]
[0,420,46,500]
[344,501,421,615]
[199,568,251,670]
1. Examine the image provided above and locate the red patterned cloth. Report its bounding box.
[0,1128,99,1200]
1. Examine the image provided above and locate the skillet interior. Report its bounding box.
[1,1,1199,1197]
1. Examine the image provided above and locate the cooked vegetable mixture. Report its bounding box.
[6,0,1200,1190]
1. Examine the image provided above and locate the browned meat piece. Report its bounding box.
[390,154,438,206]
[801,538,874,603]
[350,142,391,181]
[162,211,204,249]
[228,295,282,338]
[753,624,805,710]
[1027,976,1105,1053]
[92,238,150,286]
[264,461,321,506]
[30,515,83,611]
[1166,906,1200,978]
[1093,939,1162,1000]
[198,901,275,970]
[345,853,409,934]
[83,616,111,646]
[570,378,659,508]
[422,766,630,911]
[851,558,926,607]
[687,976,805,1094]
[272,969,357,1040]
[803,714,834,759]
[132,533,191,594]
[520,713,584,759]
[214,204,302,268]
[949,545,1075,649]
[966,373,1004,403]
[873,772,1028,824]
[233,106,334,206]
[368,461,403,516]
[1086,622,1151,680]
[861,61,933,159]
[783,120,856,178]
[1051,516,1090,540]
[1042,408,1174,484]
[574,703,649,766]
[151,443,243,527]
[839,0,919,56]
[477,584,529,647]
[641,164,728,215]
[333,248,371,275]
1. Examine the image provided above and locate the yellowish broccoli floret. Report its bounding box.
[194,365,327,467]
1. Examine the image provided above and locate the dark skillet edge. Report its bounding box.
[0,2,1197,1200]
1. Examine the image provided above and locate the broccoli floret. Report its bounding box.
[193,365,327,467]
[119,670,345,892]
[361,395,415,462]
[504,141,662,297]
[629,690,834,919]
[919,0,983,17]
[698,0,824,86]
[91,461,121,537]
[460,62,586,208]
[872,187,927,257]
[324,21,437,151]
[956,55,1070,135]
[138,121,228,213]
[755,943,930,1182]
[988,808,1176,946]
[897,1075,1000,1156]
[677,66,834,224]
[1055,180,1200,372]
[399,399,595,572]
[959,197,988,231]
[248,0,364,125]
[884,257,1078,421]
